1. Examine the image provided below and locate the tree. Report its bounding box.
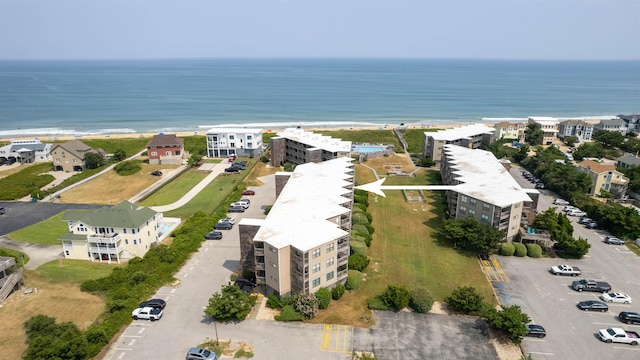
[348,253,370,272]
[445,286,484,314]
[112,148,127,162]
[512,144,530,163]
[524,123,543,145]
[593,130,625,148]
[379,285,411,311]
[84,151,104,169]
[204,285,255,322]
[315,287,332,309]
[187,153,203,167]
[443,218,505,255]
[484,304,530,344]
[564,136,577,147]
[23,315,88,360]
[555,236,591,259]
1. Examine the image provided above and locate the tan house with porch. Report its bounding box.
[577,160,629,199]
[51,139,106,172]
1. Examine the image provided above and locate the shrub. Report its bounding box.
[204,285,256,322]
[513,243,527,257]
[352,212,371,225]
[315,288,332,309]
[351,223,370,235]
[354,194,369,207]
[331,283,345,300]
[526,243,542,258]
[379,285,411,311]
[114,160,142,176]
[350,240,367,256]
[348,253,370,272]
[346,270,363,290]
[445,286,484,314]
[294,293,320,318]
[266,294,281,309]
[353,203,367,212]
[500,242,515,256]
[409,288,434,313]
[274,305,305,321]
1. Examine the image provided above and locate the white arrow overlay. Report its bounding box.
[355,178,456,198]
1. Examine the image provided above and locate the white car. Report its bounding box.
[600,292,632,304]
[219,217,235,225]
[567,209,587,217]
[553,199,570,206]
[562,206,578,212]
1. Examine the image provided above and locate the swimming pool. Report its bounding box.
[357,146,387,153]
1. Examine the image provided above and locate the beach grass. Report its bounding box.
[8,211,74,245]
[138,168,208,207]
[310,161,492,327]
[81,137,150,157]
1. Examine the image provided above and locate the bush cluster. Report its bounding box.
[513,242,527,257]
[409,288,434,313]
[114,160,142,176]
[346,270,363,290]
[274,305,305,321]
[315,288,332,309]
[526,244,542,258]
[499,242,515,256]
[348,253,370,272]
[331,283,345,300]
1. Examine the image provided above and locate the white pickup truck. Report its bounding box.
[550,264,581,276]
[132,306,163,321]
[598,328,640,345]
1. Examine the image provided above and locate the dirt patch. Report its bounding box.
[488,326,524,360]
[363,154,414,174]
[59,164,179,204]
[0,274,104,359]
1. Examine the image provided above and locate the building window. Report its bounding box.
[459,206,466,214]
[469,198,477,206]
[151,152,157,156]
[270,246,276,253]
[271,262,277,268]
[460,195,467,203]
[326,257,334,267]
[125,239,129,244]
[123,229,127,234]
[229,135,235,140]
[132,229,136,234]
[312,264,320,273]
[469,209,476,216]
[481,214,489,222]
[482,203,490,210]
[133,239,137,245]
[326,243,334,252]
[312,278,321,287]
[247,135,252,140]
[312,248,321,258]
[326,271,334,281]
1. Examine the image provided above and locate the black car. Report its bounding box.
[0,207,5,215]
[578,217,592,224]
[577,300,609,312]
[150,170,163,176]
[228,206,245,213]
[225,166,242,173]
[204,231,223,240]
[619,311,640,324]
[139,298,166,310]
[524,324,546,338]
[214,222,233,230]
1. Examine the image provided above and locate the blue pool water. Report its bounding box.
[356,146,386,153]
[161,224,172,233]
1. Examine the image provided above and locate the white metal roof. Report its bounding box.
[425,123,495,141]
[273,128,352,153]
[529,116,558,122]
[251,157,353,251]
[443,145,536,207]
[206,128,263,134]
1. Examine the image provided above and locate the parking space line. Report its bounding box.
[320,324,351,353]
[613,346,640,351]
[528,351,554,356]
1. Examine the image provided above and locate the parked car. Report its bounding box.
[598,327,640,345]
[572,279,612,292]
[139,298,166,310]
[225,166,242,173]
[186,347,218,360]
[240,198,251,204]
[562,206,579,212]
[204,231,223,240]
[228,206,245,213]
[553,199,570,205]
[619,311,640,325]
[601,292,632,304]
[0,207,5,215]
[231,201,249,209]
[132,307,163,321]
[150,170,163,176]
[578,217,593,224]
[604,236,625,245]
[219,217,235,225]
[524,324,546,338]
[550,264,581,276]
[584,221,599,229]
[577,300,609,312]
[535,182,545,189]
[214,222,233,230]
[567,209,587,217]
[241,190,255,195]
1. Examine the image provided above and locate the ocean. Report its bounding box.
[0,58,638,138]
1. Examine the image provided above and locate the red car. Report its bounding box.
[241,190,255,195]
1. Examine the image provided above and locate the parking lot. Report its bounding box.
[0,201,103,236]
[494,166,640,359]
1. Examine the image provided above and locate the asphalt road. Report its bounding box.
[495,166,640,360]
[0,201,104,236]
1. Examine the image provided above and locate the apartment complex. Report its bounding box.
[493,122,526,142]
[238,157,355,296]
[558,120,596,142]
[270,128,352,166]
[206,128,263,158]
[423,124,495,163]
[528,117,559,145]
[441,145,539,241]
[59,201,177,263]
[577,160,629,199]
[146,134,185,165]
[0,138,52,165]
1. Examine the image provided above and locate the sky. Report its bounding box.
[0,0,639,60]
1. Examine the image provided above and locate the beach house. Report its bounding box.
[206,128,263,158]
[59,201,176,263]
[0,139,52,165]
[493,122,526,142]
[558,120,596,142]
[269,128,351,166]
[50,139,106,172]
[146,133,185,165]
[577,160,629,199]
[422,123,495,163]
[594,118,628,136]
[528,117,559,145]
[238,157,354,296]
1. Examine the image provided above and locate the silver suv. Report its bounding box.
[186,347,217,360]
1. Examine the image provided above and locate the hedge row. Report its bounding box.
[500,242,542,258]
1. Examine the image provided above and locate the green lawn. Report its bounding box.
[0,248,30,266]
[8,211,82,245]
[31,259,118,284]
[138,168,208,207]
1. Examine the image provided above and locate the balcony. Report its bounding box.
[88,246,123,255]
[337,269,348,279]
[338,241,349,250]
[255,263,265,270]
[88,233,121,244]
[254,248,264,256]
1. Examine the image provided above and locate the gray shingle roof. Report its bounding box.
[618,155,640,167]
[146,134,184,148]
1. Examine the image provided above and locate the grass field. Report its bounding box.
[59,162,180,204]
[32,258,118,284]
[0,267,107,359]
[310,163,493,327]
[8,211,80,245]
[138,168,207,207]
